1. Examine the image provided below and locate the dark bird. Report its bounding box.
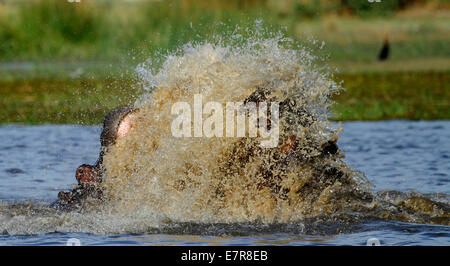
[378,37,390,61]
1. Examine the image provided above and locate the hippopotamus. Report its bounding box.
[52,106,138,211]
[49,88,449,225]
[51,87,335,211]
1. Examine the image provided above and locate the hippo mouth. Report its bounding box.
[53,106,138,211]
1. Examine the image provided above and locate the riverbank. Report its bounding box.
[1,70,448,124]
[1,1,448,123]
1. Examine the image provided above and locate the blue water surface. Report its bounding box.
[0,121,449,245]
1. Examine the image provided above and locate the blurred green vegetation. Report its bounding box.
[0,0,448,65]
[0,0,276,62]
[1,72,448,124]
[333,71,450,120]
[0,0,449,122]
[0,78,141,125]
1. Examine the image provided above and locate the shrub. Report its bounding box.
[343,0,401,17]
[18,0,101,43]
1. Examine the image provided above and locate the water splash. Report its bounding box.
[0,24,448,235]
[102,24,373,223]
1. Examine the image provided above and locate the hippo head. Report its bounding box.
[56,106,138,209]
[83,106,138,183]
[100,106,137,148]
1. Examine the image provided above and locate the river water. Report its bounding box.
[0,120,448,245]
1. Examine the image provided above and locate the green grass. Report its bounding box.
[0,78,141,125]
[1,71,448,124]
[0,0,449,65]
[0,0,279,63]
[332,71,450,120]
[0,1,449,123]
